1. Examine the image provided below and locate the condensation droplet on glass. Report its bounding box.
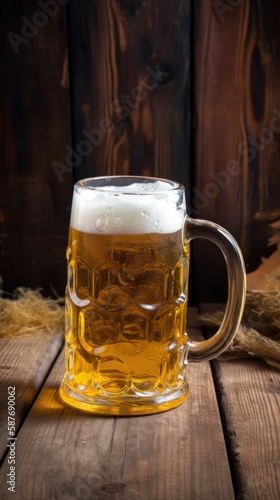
[67,347,74,379]
[66,247,72,261]
[96,215,107,232]
[113,217,122,227]
[141,210,150,218]
[105,207,114,216]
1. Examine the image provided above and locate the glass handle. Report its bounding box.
[184,216,246,362]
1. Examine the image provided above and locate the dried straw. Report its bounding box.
[199,290,280,369]
[0,288,64,338]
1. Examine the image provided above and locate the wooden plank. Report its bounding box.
[193,0,280,302]
[201,304,280,499]
[68,0,191,193]
[0,309,234,499]
[0,332,64,463]
[0,0,72,296]
[213,359,280,500]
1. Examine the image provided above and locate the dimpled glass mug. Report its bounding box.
[60,176,246,415]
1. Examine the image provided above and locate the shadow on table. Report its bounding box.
[31,386,158,419]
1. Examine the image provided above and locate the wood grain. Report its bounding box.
[0,0,72,296]
[201,304,280,499]
[193,0,280,302]
[0,331,64,462]
[0,309,234,500]
[68,0,191,194]
[213,359,280,500]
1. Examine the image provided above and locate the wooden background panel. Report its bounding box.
[68,0,191,195]
[0,0,72,297]
[193,0,280,302]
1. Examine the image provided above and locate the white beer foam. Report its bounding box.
[89,180,173,193]
[71,181,184,235]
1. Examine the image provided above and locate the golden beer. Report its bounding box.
[62,226,189,413]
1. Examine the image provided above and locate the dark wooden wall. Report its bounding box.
[193,0,280,301]
[0,0,72,296]
[1,0,280,302]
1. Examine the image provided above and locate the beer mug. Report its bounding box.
[60,176,246,415]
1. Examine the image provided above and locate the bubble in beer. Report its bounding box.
[95,215,107,232]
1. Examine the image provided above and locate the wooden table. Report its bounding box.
[0,308,279,500]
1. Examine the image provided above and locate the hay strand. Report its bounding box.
[198,289,280,369]
[0,288,64,338]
